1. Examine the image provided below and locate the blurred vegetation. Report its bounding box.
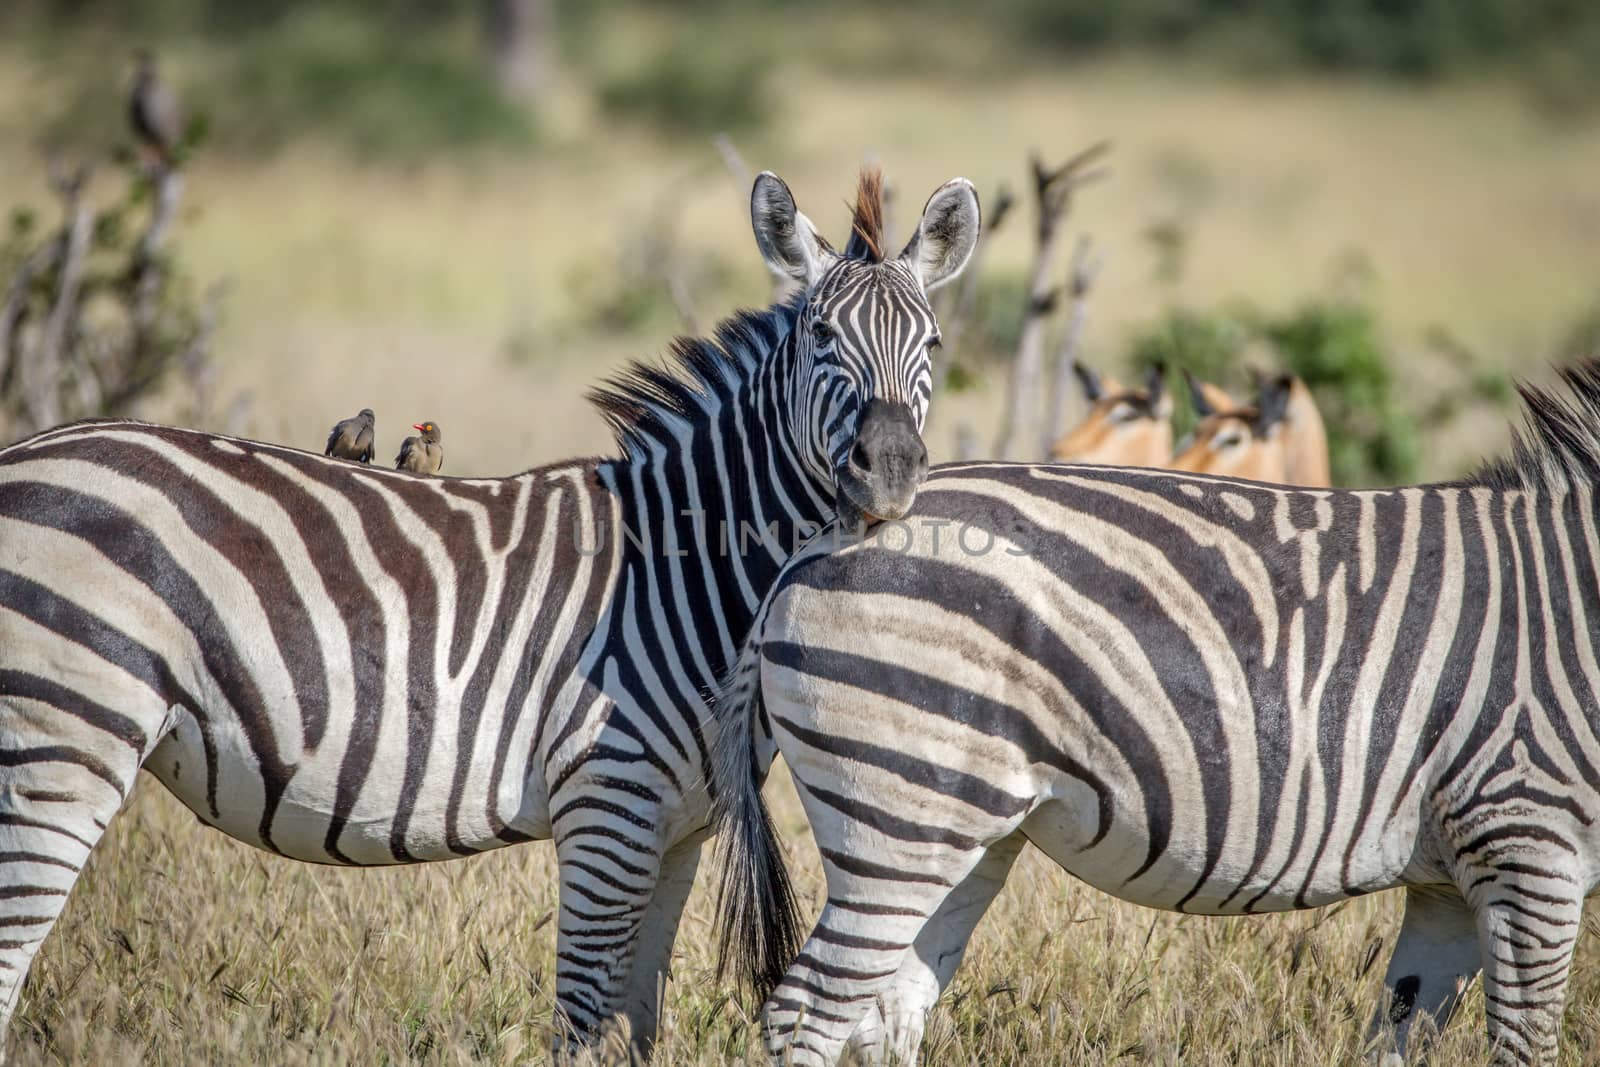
[1007,0,1600,112]
[3,0,1597,162]
[596,35,773,135]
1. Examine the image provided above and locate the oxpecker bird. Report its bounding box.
[324,408,376,463]
[395,421,443,474]
[129,50,183,168]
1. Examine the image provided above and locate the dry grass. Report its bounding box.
[13,765,1600,1066]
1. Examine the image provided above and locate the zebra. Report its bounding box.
[711,358,1600,1066]
[0,167,981,1060]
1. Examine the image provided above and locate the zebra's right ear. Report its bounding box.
[751,172,827,287]
[899,178,981,292]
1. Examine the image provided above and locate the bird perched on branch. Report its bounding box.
[395,421,443,474]
[129,49,183,169]
[324,408,376,463]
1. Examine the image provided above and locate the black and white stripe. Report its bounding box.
[0,171,981,1059]
[713,360,1600,1066]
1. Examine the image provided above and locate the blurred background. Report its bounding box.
[3,0,1599,484]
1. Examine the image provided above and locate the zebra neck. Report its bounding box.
[593,321,837,674]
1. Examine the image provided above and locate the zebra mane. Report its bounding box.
[844,166,886,262]
[1466,357,1600,491]
[587,297,802,460]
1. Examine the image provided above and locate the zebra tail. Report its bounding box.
[710,619,804,1003]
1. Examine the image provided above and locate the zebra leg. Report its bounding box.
[844,831,1026,1065]
[0,698,144,1051]
[550,823,671,1062]
[1372,885,1481,1062]
[1468,874,1583,1066]
[616,838,701,1064]
[762,840,995,1067]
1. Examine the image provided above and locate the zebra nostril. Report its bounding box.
[850,438,873,473]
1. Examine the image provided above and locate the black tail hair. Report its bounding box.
[709,623,805,1002]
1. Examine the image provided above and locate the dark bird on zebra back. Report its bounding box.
[324,408,376,463]
[395,421,443,474]
[129,49,183,168]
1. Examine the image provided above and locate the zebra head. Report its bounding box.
[751,169,980,525]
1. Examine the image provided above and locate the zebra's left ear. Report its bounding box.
[900,178,981,292]
[751,171,828,287]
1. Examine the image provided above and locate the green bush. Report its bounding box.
[597,36,772,134]
[1128,297,1433,487]
[209,8,534,158]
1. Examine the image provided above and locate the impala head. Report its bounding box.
[751,168,980,525]
[1170,373,1291,482]
[1050,361,1173,465]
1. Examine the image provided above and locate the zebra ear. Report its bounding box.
[751,171,827,287]
[899,178,981,292]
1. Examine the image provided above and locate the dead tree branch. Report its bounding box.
[1,149,227,442]
[1043,235,1106,454]
[18,178,95,432]
[992,142,1110,459]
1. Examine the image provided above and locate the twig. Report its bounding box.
[713,132,795,303]
[1043,236,1106,454]
[992,143,1110,458]
[954,422,981,462]
[133,165,184,341]
[0,241,53,401]
[935,181,1014,384]
[712,132,751,197]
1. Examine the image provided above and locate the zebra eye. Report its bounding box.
[928,334,943,351]
[812,319,834,345]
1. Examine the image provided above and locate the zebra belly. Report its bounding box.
[144,711,546,865]
[1021,792,1423,916]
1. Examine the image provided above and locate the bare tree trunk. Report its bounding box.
[992,144,1109,459]
[1043,236,1104,454]
[0,242,50,399]
[19,190,95,432]
[483,0,550,102]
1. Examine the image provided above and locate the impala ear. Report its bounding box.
[751,171,827,286]
[1186,370,1213,418]
[899,178,981,291]
[1072,360,1103,402]
[1255,374,1292,435]
[1187,372,1238,419]
[1144,362,1169,415]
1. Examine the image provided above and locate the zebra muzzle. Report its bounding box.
[836,398,929,524]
